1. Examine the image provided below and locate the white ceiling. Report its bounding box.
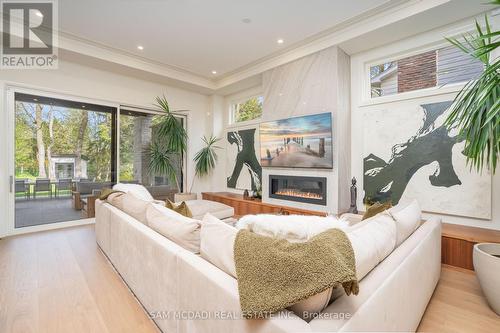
[59,0,392,78]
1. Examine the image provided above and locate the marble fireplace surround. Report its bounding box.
[231,45,352,214]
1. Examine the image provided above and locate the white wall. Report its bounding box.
[205,94,227,192]
[350,19,500,230]
[221,86,263,195]
[0,59,211,237]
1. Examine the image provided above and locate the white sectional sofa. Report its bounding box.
[95,198,441,333]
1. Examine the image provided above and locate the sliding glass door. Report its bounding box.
[9,90,187,233]
[13,93,116,228]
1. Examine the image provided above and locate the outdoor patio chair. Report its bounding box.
[72,181,113,217]
[15,179,29,199]
[34,178,52,199]
[122,180,140,184]
[56,178,72,197]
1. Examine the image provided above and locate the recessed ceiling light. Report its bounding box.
[242,18,251,24]
[36,11,43,18]
[82,105,86,108]
[137,45,144,50]
[33,98,38,102]
[277,39,284,44]
[211,70,217,75]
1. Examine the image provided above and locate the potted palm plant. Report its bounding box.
[444,5,499,174]
[445,2,500,316]
[148,96,190,201]
[189,135,221,195]
[148,96,221,202]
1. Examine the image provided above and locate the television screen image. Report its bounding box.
[259,112,333,168]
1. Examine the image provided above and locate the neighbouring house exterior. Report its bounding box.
[371,65,398,97]
[50,154,88,180]
[371,46,484,98]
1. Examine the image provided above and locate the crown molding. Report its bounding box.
[57,32,217,90]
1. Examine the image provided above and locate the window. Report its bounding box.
[231,95,263,123]
[119,109,184,190]
[370,46,484,98]
[55,162,74,179]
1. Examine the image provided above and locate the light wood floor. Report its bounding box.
[1,225,499,333]
[0,225,158,333]
[417,264,500,332]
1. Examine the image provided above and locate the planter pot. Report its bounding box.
[174,192,197,202]
[473,243,500,315]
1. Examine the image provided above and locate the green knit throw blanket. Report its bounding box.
[234,228,359,319]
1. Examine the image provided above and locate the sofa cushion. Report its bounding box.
[339,213,364,226]
[390,199,422,246]
[235,214,349,242]
[146,203,201,253]
[309,217,441,333]
[200,213,237,277]
[291,213,397,321]
[346,213,397,280]
[113,183,154,202]
[107,192,125,210]
[121,192,151,225]
[185,200,234,220]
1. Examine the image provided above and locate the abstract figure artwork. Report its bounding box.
[363,100,491,219]
[226,128,262,191]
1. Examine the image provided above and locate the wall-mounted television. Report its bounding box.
[259,112,333,169]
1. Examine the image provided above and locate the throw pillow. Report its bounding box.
[121,192,151,225]
[389,199,422,246]
[362,201,392,220]
[99,188,123,200]
[146,203,201,253]
[166,199,193,218]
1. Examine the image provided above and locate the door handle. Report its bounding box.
[9,175,13,193]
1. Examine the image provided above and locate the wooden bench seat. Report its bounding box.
[441,223,500,270]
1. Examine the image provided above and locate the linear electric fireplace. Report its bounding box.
[269,175,327,206]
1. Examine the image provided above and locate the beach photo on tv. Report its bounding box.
[259,112,333,168]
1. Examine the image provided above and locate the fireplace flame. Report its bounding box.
[275,189,323,200]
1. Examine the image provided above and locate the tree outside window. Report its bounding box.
[233,96,263,123]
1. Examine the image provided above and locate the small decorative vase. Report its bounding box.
[473,243,500,315]
[174,192,197,202]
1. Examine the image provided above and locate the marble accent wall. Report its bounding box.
[260,46,351,214]
[262,47,338,121]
